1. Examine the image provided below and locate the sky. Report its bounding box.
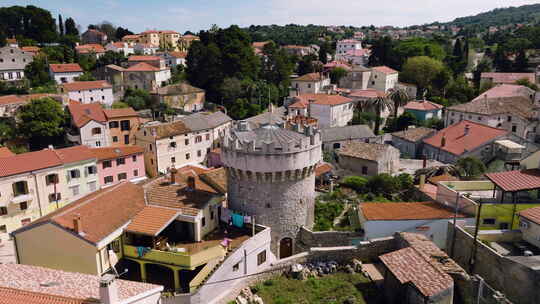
[2,0,539,33]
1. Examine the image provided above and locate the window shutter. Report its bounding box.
[66,172,71,182]
[84,167,88,177]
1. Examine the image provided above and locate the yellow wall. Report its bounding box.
[15,223,99,275]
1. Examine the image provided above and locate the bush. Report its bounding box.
[314,201,344,231]
[341,176,368,193]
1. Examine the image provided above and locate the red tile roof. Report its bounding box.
[323,60,352,70]
[126,205,180,236]
[292,94,353,107]
[49,64,83,73]
[169,51,187,58]
[360,202,467,221]
[348,89,387,99]
[472,84,534,101]
[62,81,112,92]
[52,146,95,164]
[0,95,26,106]
[379,247,454,297]
[0,147,14,158]
[21,46,40,53]
[315,162,333,177]
[90,146,144,161]
[67,102,106,128]
[372,65,398,74]
[103,108,138,119]
[481,72,535,84]
[344,49,370,57]
[75,44,105,54]
[0,264,161,303]
[404,100,443,111]
[519,206,540,225]
[293,72,325,82]
[0,149,62,178]
[128,55,161,61]
[423,120,508,156]
[125,62,160,72]
[485,169,540,192]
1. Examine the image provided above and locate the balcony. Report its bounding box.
[66,131,81,143]
[10,191,34,204]
[123,243,225,269]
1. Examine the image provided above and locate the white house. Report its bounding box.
[358,202,474,249]
[161,51,187,69]
[338,49,370,66]
[67,101,111,148]
[133,43,158,55]
[336,39,362,56]
[0,46,34,82]
[61,80,114,106]
[290,73,332,96]
[105,42,134,55]
[287,93,354,128]
[369,66,399,92]
[49,63,84,84]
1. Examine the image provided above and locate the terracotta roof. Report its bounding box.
[392,127,436,143]
[485,169,540,192]
[142,120,192,139]
[338,142,394,161]
[169,51,187,58]
[519,206,540,225]
[423,120,508,156]
[0,147,14,158]
[20,46,40,53]
[122,34,141,40]
[448,96,535,120]
[372,66,398,74]
[428,174,459,184]
[344,49,370,57]
[252,41,271,48]
[379,247,453,297]
[0,264,161,303]
[348,89,387,99]
[323,61,352,70]
[155,83,204,95]
[292,94,353,107]
[49,64,83,73]
[67,102,106,128]
[125,62,160,72]
[199,167,227,194]
[62,81,112,92]
[404,100,443,111]
[15,182,146,244]
[128,55,160,61]
[90,146,144,161]
[181,34,199,40]
[293,73,325,82]
[0,149,62,178]
[0,95,26,106]
[75,44,105,54]
[360,202,466,221]
[126,205,180,236]
[472,84,534,101]
[103,108,138,119]
[315,163,333,177]
[52,146,95,164]
[481,72,535,84]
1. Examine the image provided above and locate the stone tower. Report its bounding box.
[221,121,322,258]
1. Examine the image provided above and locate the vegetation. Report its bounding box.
[16,98,67,150]
[446,4,540,29]
[456,157,487,179]
[0,5,58,42]
[314,200,344,231]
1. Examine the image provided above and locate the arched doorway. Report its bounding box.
[280,237,293,259]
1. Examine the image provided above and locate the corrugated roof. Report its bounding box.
[485,169,540,192]
[126,206,179,236]
[360,202,467,221]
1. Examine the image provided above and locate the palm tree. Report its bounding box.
[388,88,412,118]
[370,94,393,135]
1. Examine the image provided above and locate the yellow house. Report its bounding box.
[139,31,161,48]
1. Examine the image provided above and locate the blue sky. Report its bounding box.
[2,0,539,33]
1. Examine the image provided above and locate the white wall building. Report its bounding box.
[61,81,114,106]
[287,93,354,129]
[336,39,362,56]
[369,66,399,92]
[67,102,112,148]
[105,42,134,55]
[49,63,84,84]
[290,73,332,96]
[0,46,34,82]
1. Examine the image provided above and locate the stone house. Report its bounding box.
[370,66,399,92]
[103,108,141,146]
[320,124,375,152]
[290,72,332,96]
[337,142,400,176]
[335,39,363,56]
[518,207,540,249]
[404,100,443,122]
[422,120,509,164]
[396,82,418,100]
[81,29,108,44]
[282,45,319,57]
[337,49,370,66]
[133,43,158,55]
[61,81,114,106]
[75,44,106,59]
[49,63,84,84]
[90,146,146,187]
[338,65,371,90]
[0,46,34,82]
[105,58,171,94]
[480,72,536,87]
[152,82,205,112]
[0,95,28,118]
[391,127,436,158]
[286,93,354,129]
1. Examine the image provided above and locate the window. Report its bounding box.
[13,181,28,196]
[90,97,94,102]
[202,217,206,227]
[124,135,129,145]
[95,141,101,147]
[118,173,127,180]
[16,72,21,79]
[0,225,6,233]
[149,144,153,151]
[69,169,81,179]
[103,160,112,168]
[132,155,137,162]
[150,159,154,165]
[361,166,368,175]
[257,250,267,266]
[197,150,202,157]
[117,158,125,166]
[206,134,210,141]
[112,136,118,142]
[70,185,80,196]
[109,121,119,129]
[20,202,28,210]
[45,174,59,185]
[195,136,202,143]
[333,143,341,149]
[88,181,97,192]
[507,116,512,122]
[87,166,97,175]
[120,120,130,131]
[499,222,509,230]
[133,169,139,177]
[185,139,189,145]
[169,142,177,148]
[307,84,311,89]
[171,157,176,163]
[0,207,7,216]
[233,262,240,272]
[186,153,190,160]
[104,176,114,184]
[482,218,496,225]
[512,125,517,133]
[21,218,31,226]
[211,210,214,220]
[102,96,105,100]
[48,193,61,202]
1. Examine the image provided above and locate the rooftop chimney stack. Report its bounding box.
[73,215,83,235]
[170,167,178,185]
[441,135,446,147]
[187,176,196,190]
[464,124,470,136]
[99,274,119,304]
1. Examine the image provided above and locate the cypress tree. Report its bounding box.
[58,14,64,36]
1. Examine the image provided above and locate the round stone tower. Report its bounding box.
[221,121,322,258]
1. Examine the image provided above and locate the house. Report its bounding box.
[133,43,159,55]
[445,96,537,141]
[282,45,319,57]
[480,72,536,87]
[472,84,537,102]
[0,264,163,304]
[162,51,187,68]
[105,57,171,94]
[0,146,99,243]
[61,80,114,106]
[128,55,165,69]
[105,41,134,55]
[370,66,399,92]
[391,127,436,158]
[335,39,363,56]
[122,34,142,44]
[0,93,66,118]
[404,100,443,122]
[75,44,106,58]
[287,93,354,129]
[135,112,232,176]
[290,72,332,95]
[104,107,141,146]
[396,82,418,100]
[49,63,84,84]
[518,206,540,249]
[338,49,370,66]
[139,30,181,50]
[0,46,34,82]
[337,142,400,176]
[252,41,271,56]
[423,120,509,163]
[152,82,205,112]
[90,146,146,187]
[357,202,472,248]
[178,34,200,52]
[320,125,375,152]
[20,45,40,55]
[323,60,352,73]
[81,29,108,44]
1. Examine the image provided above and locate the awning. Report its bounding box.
[485,169,540,192]
[126,206,180,236]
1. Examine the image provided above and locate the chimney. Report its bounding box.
[170,167,178,184]
[441,134,446,147]
[464,124,470,136]
[419,174,426,189]
[422,154,427,168]
[187,176,196,190]
[48,145,54,150]
[99,274,119,304]
[73,215,83,235]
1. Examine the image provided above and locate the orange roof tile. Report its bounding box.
[20,46,40,53]
[0,287,85,304]
[125,62,160,72]
[169,51,187,58]
[519,206,540,225]
[62,81,111,92]
[315,163,333,177]
[126,206,180,236]
[404,100,443,111]
[52,146,95,164]
[348,89,387,99]
[90,146,144,161]
[293,72,325,82]
[423,120,508,156]
[485,169,540,192]
[103,108,138,118]
[0,149,62,177]
[481,72,535,84]
[49,64,83,73]
[360,202,467,221]
[75,44,105,54]
[67,102,106,128]
[128,55,161,61]
[372,66,398,74]
[293,94,353,106]
[0,95,26,106]
[0,147,14,158]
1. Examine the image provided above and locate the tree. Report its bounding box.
[368,36,396,67]
[297,54,318,75]
[330,67,348,85]
[0,30,6,47]
[111,101,129,109]
[341,176,368,192]
[362,95,393,135]
[515,78,539,91]
[115,27,134,40]
[473,58,493,89]
[0,6,57,42]
[318,42,330,64]
[75,72,96,81]
[123,89,152,110]
[388,88,411,118]
[96,51,126,68]
[17,98,66,148]
[24,56,52,87]
[261,41,294,88]
[96,22,116,42]
[366,174,398,198]
[493,46,512,72]
[384,112,418,133]
[400,56,445,95]
[514,49,529,72]
[456,157,486,179]
[65,17,78,36]
[58,14,64,36]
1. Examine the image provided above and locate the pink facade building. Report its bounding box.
[90,146,146,187]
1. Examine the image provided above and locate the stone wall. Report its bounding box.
[297,227,363,249]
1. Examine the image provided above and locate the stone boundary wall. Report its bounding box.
[297,226,364,249]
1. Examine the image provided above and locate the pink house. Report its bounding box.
[90,146,146,187]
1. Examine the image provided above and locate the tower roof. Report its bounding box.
[233,124,308,150]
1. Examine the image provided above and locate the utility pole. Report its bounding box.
[450,191,460,258]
